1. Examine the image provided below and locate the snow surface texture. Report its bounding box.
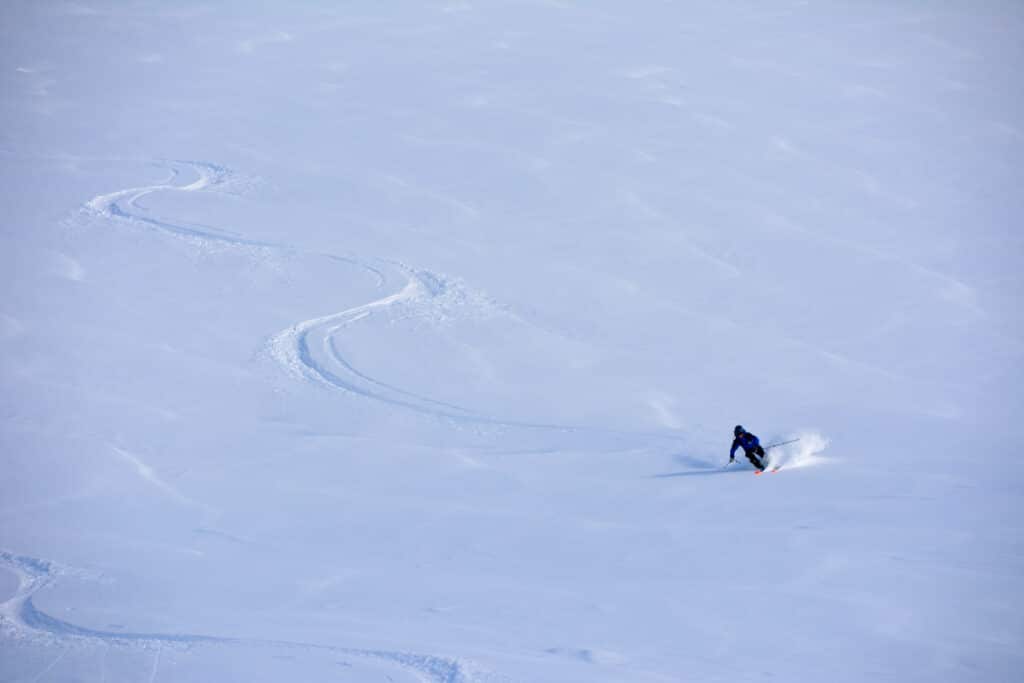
[2,2,1022,681]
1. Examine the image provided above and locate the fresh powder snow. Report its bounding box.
[1,2,1022,681]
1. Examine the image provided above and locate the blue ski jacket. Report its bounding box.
[730,432,760,457]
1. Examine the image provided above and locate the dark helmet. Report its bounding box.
[734,425,745,437]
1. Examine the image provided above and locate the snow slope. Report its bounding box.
[2,2,1022,681]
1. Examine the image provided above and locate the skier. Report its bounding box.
[729,425,766,472]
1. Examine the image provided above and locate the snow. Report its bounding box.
[2,1,1023,681]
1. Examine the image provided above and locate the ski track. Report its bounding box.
[268,261,490,422]
[0,552,471,683]
[268,260,682,442]
[86,159,499,424]
[88,159,679,445]
[84,160,277,250]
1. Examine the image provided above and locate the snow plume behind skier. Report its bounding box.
[768,431,830,470]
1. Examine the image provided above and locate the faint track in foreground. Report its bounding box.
[0,551,471,683]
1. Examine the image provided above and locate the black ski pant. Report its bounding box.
[745,445,766,470]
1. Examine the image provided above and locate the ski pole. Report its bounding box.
[764,438,800,451]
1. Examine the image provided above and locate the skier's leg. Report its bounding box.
[746,449,764,471]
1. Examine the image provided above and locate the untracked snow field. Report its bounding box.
[1,2,1022,681]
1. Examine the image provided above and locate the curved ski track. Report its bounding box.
[267,263,489,421]
[91,160,678,442]
[85,160,276,250]
[86,160,494,423]
[0,552,469,683]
